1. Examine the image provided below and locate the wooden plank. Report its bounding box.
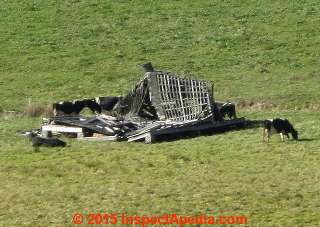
[199,81,204,114]
[126,122,162,137]
[149,73,165,120]
[171,75,179,121]
[190,79,196,119]
[128,133,149,142]
[186,78,194,120]
[208,83,215,120]
[194,80,200,118]
[173,76,182,121]
[167,74,176,120]
[77,136,118,141]
[162,73,171,119]
[42,125,83,133]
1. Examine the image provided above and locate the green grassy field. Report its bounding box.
[1,0,320,226]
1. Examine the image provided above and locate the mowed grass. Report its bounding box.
[1,111,320,226]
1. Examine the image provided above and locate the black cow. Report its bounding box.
[53,99,101,116]
[27,132,66,150]
[263,118,298,142]
[95,96,121,112]
[219,102,237,119]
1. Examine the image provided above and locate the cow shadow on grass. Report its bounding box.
[298,138,318,142]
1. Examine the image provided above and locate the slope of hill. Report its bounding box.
[1,0,320,110]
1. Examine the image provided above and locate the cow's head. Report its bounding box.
[291,129,298,140]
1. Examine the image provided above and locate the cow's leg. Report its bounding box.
[266,129,271,143]
[263,129,269,142]
[280,132,284,142]
[232,105,236,118]
[262,129,266,142]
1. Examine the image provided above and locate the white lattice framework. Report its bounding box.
[148,72,214,122]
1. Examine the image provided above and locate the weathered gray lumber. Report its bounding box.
[42,125,83,138]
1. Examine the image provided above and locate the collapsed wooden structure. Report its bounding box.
[41,70,246,143]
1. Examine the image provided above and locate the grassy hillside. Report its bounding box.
[1,0,320,110]
[1,0,320,226]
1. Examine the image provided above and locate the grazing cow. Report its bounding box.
[219,102,237,119]
[263,118,298,142]
[53,99,101,116]
[53,101,75,116]
[95,96,121,112]
[27,132,66,150]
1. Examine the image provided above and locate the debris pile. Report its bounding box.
[39,64,246,143]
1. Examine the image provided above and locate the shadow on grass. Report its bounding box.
[153,123,247,143]
[298,138,318,142]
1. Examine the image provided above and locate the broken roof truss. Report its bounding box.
[149,72,213,122]
[122,71,215,123]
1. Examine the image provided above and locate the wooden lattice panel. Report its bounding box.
[148,72,213,122]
